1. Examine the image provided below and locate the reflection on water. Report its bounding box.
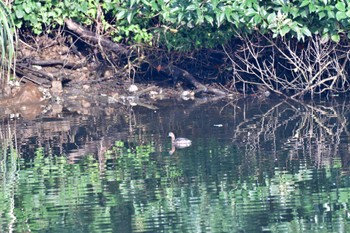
[0,98,350,232]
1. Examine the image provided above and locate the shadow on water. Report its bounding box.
[0,97,350,232]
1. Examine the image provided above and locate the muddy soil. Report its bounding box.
[17,35,221,97]
[1,35,239,119]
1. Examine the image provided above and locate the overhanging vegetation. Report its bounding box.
[7,0,350,98]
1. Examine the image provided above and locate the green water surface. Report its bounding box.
[0,99,349,233]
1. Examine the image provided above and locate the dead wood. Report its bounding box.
[15,65,52,87]
[20,59,87,69]
[64,18,129,55]
[15,57,87,86]
[160,64,227,96]
[133,86,159,97]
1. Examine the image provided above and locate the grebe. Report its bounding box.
[168,132,192,148]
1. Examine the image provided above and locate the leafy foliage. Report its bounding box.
[0,1,16,91]
[10,0,350,50]
[12,0,98,34]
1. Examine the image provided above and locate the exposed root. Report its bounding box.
[158,64,227,96]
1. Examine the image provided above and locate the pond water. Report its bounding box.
[1,97,350,232]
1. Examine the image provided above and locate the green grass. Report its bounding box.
[0,1,16,94]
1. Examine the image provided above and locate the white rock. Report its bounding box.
[128,84,138,93]
[32,65,42,70]
[181,90,194,97]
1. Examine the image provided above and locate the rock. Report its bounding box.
[15,82,44,104]
[181,90,194,97]
[0,82,44,106]
[17,103,42,120]
[103,69,114,78]
[81,99,91,108]
[51,103,63,115]
[128,84,138,93]
[51,80,63,94]
[181,90,195,100]
[0,82,46,119]
[149,91,158,99]
[32,65,42,70]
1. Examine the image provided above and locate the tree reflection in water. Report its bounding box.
[0,98,349,232]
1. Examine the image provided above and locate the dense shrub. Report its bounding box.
[10,0,350,50]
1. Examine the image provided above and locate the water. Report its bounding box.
[0,98,350,232]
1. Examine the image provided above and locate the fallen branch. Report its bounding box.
[19,59,87,69]
[160,64,227,96]
[15,65,52,87]
[64,18,129,55]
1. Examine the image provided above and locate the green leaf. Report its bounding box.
[130,0,137,8]
[308,3,316,13]
[141,0,152,7]
[55,17,64,25]
[186,5,196,11]
[318,11,326,19]
[169,6,180,14]
[116,9,126,20]
[290,22,300,33]
[245,8,257,17]
[299,9,308,18]
[300,0,309,8]
[15,8,25,18]
[283,18,292,25]
[280,26,290,37]
[321,34,329,43]
[205,15,214,26]
[177,12,183,24]
[23,3,32,14]
[327,10,335,19]
[267,13,276,24]
[290,7,299,18]
[216,12,225,27]
[335,2,346,12]
[300,27,311,37]
[79,2,88,12]
[259,7,267,18]
[296,31,304,41]
[196,13,204,25]
[331,34,340,43]
[127,12,133,23]
[253,14,262,25]
[336,11,347,21]
[150,1,159,11]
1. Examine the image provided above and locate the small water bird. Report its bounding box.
[168,132,192,148]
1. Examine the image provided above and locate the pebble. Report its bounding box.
[128,84,138,93]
